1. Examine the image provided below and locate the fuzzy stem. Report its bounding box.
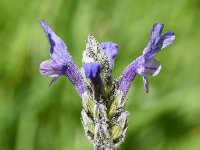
[94,144,113,150]
[92,87,113,150]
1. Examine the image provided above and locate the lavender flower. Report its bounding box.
[39,20,88,96]
[119,23,175,94]
[84,62,100,79]
[39,20,175,150]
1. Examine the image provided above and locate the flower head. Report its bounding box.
[39,21,175,149]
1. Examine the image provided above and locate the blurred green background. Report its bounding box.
[0,0,200,149]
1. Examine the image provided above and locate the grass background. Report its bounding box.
[0,0,200,149]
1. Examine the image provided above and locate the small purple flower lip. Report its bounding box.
[84,62,100,79]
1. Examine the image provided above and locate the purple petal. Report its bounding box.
[150,23,164,43]
[101,42,118,59]
[40,60,64,77]
[143,57,161,76]
[143,23,164,54]
[84,62,100,78]
[40,60,64,87]
[143,23,175,59]
[157,32,175,49]
[40,20,72,66]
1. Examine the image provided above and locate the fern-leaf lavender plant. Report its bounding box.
[39,20,175,150]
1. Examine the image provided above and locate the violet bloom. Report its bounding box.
[39,20,88,95]
[39,20,175,150]
[119,23,175,94]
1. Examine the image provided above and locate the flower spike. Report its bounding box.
[39,21,175,150]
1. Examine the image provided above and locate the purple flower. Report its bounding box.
[119,23,175,94]
[101,42,118,60]
[101,42,118,69]
[83,62,105,94]
[39,20,87,96]
[84,62,100,79]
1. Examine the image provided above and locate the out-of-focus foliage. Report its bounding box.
[0,0,200,149]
